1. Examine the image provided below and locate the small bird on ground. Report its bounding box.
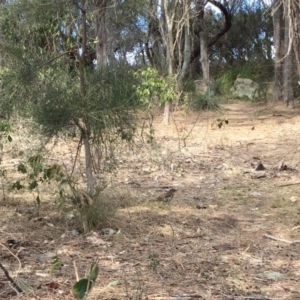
[156,188,177,202]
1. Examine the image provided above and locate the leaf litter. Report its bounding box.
[1,102,300,299]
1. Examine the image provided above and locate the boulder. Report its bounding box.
[258,82,274,100]
[230,78,259,100]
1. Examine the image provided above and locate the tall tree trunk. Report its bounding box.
[200,31,209,82]
[82,131,95,194]
[195,0,231,92]
[291,0,300,84]
[95,0,107,67]
[161,0,177,125]
[79,1,95,194]
[178,3,191,89]
[283,4,294,108]
[273,0,284,102]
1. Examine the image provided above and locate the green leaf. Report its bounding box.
[29,180,38,190]
[17,163,27,174]
[59,179,69,190]
[12,180,23,190]
[50,260,62,275]
[28,155,44,172]
[43,168,52,180]
[89,263,99,282]
[72,278,90,300]
[108,280,119,286]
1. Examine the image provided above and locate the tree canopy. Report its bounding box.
[0,0,299,192]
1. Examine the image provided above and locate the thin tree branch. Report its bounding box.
[0,262,23,293]
[191,0,232,62]
[207,0,232,47]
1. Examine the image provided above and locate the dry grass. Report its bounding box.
[1,101,300,299]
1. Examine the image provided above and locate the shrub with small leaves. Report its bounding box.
[148,252,160,271]
[134,67,176,108]
[13,154,66,216]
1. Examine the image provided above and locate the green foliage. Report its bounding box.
[50,255,63,275]
[73,279,92,300]
[72,260,99,300]
[0,120,13,165]
[0,121,12,142]
[29,65,141,140]
[210,2,273,74]
[216,118,229,129]
[215,63,273,96]
[13,154,66,214]
[134,67,177,107]
[57,182,119,232]
[189,94,219,111]
[0,0,74,54]
[0,120,12,195]
[12,180,23,190]
[182,77,196,93]
[215,70,238,96]
[148,252,160,271]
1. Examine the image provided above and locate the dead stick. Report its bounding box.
[276,182,300,187]
[263,234,300,244]
[0,262,23,292]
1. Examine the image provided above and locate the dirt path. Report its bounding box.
[1,102,300,300]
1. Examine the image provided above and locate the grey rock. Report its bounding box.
[230,78,259,100]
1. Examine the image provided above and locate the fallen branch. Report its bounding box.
[221,292,285,300]
[275,182,300,187]
[0,262,23,293]
[263,234,300,244]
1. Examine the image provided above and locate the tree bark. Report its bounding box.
[178,3,191,89]
[95,0,107,67]
[160,0,177,125]
[273,0,284,102]
[291,0,300,83]
[79,1,95,194]
[191,0,231,63]
[82,131,95,195]
[283,3,294,107]
[199,16,209,81]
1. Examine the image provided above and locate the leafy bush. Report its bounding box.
[133,67,177,107]
[58,184,135,233]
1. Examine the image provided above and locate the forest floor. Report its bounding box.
[1,101,300,300]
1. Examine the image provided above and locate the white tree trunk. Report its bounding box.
[283,4,294,108]
[82,133,95,195]
[273,0,284,102]
[178,11,191,89]
[95,0,107,67]
[163,101,170,126]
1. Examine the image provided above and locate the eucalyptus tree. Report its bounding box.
[281,0,300,99]
[145,0,232,123]
[211,2,273,67]
[0,0,142,194]
[290,0,300,83]
[272,0,294,107]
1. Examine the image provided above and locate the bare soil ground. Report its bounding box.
[1,101,300,300]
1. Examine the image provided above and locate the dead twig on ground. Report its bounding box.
[263,233,300,244]
[0,262,23,293]
[276,182,300,187]
[221,291,285,300]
